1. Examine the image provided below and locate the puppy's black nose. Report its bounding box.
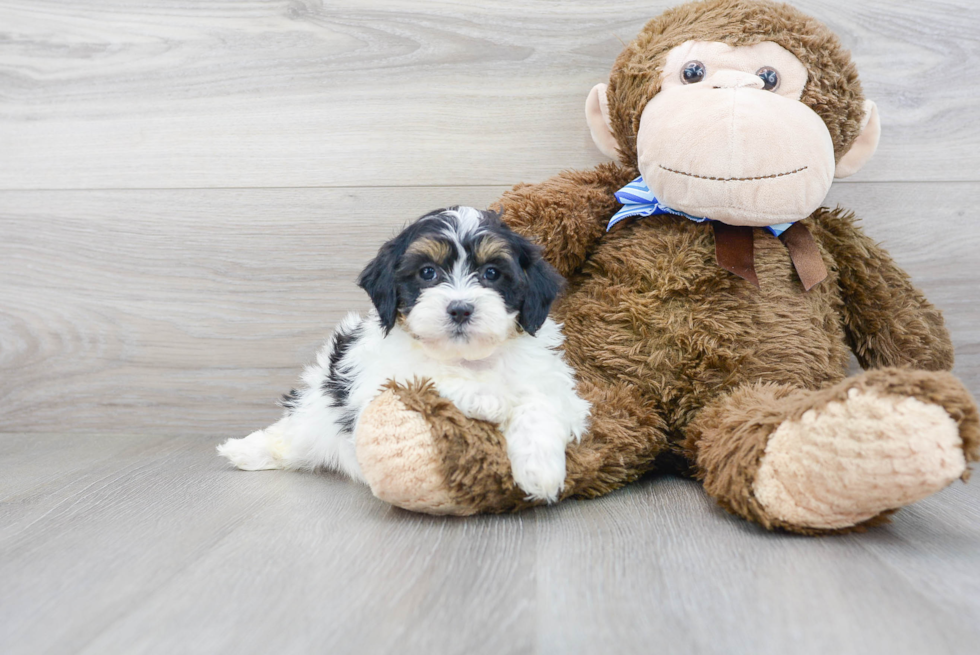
[447,301,474,325]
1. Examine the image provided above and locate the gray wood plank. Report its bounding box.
[0,0,978,189]
[0,186,506,434]
[534,476,980,655]
[2,182,977,435]
[2,432,979,655]
[0,433,535,655]
[0,433,294,652]
[858,482,980,629]
[77,496,536,655]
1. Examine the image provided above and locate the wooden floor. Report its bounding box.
[3,432,980,655]
[2,1,980,654]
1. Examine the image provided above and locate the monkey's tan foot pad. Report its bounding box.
[356,387,469,515]
[753,383,969,531]
[355,380,532,515]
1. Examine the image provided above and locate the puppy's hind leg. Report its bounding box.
[217,418,291,471]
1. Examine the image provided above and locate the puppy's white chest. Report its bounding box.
[440,355,508,386]
[432,371,512,426]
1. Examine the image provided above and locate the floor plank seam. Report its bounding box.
[1,179,977,194]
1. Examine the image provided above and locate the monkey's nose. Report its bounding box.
[447,301,474,325]
[709,70,765,90]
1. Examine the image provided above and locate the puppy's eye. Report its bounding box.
[482,266,501,282]
[756,67,779,91]
[681,61,706,84]
[419,266,437,281]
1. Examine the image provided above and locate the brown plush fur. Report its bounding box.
[498,162,972,533]
[492,162,639,277]
[818,215,955,371]
[358,0,978,534]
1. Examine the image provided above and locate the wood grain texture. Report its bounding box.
[0,433,536,655]
[2,183,977,435]
[0,186,505,434]
[2,432,979,655]
[2,3,979,654]
[535,476,980,655]
[0,0,978,189]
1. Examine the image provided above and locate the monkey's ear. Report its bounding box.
[586,83,620,160]
[835,100,881,179]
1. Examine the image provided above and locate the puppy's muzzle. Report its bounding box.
[447,301,474,326]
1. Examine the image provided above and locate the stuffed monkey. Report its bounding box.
[354,0,979,534]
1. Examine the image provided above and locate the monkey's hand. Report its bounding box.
[816,208,954,371]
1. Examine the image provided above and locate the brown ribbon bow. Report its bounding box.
[713,221,827,291]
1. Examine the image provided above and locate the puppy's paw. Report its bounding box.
[217,429,283,471]
[505,406,573,502]
[509,446,567,503]
[441,384,509,424]
[463,393,509,424]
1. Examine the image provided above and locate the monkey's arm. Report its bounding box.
[494,162,637,277]
[816,208,954,371]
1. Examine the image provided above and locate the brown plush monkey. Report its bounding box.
[354,0,979,534]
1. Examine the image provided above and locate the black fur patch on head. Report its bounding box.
[321,320,363,433]
[357,211,456,334]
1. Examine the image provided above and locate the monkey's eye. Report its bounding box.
[482,266,501,282]
[419,265,438,281]
[681,61,706,84]
[756,67,779,91]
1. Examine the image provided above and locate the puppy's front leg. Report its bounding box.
[435,379,510,425]
[505,402,572,503]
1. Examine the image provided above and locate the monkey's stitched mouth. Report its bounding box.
[659,165,808,182]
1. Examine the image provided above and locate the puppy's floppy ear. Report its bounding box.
[357,239,402,335]
[518,247,564,336]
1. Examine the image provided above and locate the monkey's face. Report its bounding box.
[637,42,836,226]
[587,39,880,227]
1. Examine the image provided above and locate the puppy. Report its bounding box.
[218,206,590,502]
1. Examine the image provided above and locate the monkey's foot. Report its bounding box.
[753,386,966,530]
[355,386,466,515]
[355,380,532,515]
[692,368,979,534]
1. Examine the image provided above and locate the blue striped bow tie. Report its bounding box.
[607,176,794,237]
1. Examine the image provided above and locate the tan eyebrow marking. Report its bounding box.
[474,236,513,264]
[406,237,451,263]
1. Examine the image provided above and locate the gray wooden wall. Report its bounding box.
[2,0,978,436]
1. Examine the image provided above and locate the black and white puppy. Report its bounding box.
[218,207,590,502]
